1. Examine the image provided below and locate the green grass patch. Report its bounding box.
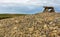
[0,14,27,20]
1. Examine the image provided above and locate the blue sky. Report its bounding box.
[0,0,60,14]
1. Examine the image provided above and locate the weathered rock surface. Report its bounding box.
[0,12,60,37]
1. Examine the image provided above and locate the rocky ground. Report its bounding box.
[0,12,60,37]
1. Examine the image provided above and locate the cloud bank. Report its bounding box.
[0,0,60,6]
[0,0,60,14]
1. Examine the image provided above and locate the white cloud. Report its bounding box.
[0,0,41,6]
[0,0,60,10]
[0,0,60,11]
[0,0,59,6]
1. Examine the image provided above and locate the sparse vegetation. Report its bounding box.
[0,14,27,20]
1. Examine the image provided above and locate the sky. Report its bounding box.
[0,0,60,14]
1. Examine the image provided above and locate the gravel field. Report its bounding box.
[0,12,60,37]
